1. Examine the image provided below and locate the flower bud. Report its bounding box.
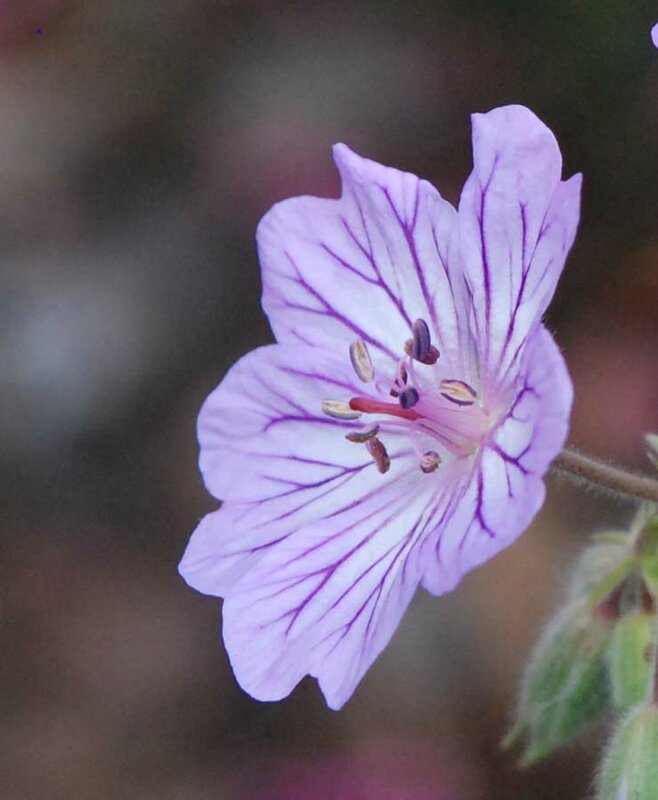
[597,706,658,800]
[504,603,611,765]
[606,611,656,711]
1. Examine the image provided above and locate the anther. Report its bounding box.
[366,437,390,474]
[321,400,363,420]
[420,450,441,474]
[439,379,477,406]
[412,318,431,361]
[404,320,440,365]
[349,339,374,383]
[404,337,440,365]
[398,386,420,409]
[346,425,380,443]
[420,345,440,365]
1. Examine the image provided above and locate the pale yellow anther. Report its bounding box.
[349,339,375,383]
[321,400,362,420]
[439,379,477,407]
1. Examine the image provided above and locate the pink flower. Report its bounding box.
[180,105,581,709]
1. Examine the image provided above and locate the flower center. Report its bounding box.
[321,318,494,474]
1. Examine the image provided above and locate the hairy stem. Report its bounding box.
[553,447,658,504]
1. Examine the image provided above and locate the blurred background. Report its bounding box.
[2,1,658,798]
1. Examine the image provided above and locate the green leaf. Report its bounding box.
[632,504,658,554]
[505,604,611,765]
[636,516,658,559]
[597,706,658,800]
[586,556,638,608]
[567,540,633,604]
[606,612,655,711]
[592,531,634,547]
[641,555,658,599]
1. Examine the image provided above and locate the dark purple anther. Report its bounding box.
[398,387,419,409]
[412,318,431,361]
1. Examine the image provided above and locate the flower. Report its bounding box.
[179,105,581,710]
[652,22,658,49]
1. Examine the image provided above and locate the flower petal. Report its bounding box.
[181,343,420,597]
[196,343,416,503]
[220,469,454,709]
[258,144,471,372]
[458,105,581,389]
[421,325,572,593]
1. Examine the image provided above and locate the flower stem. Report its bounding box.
[553,447,658,504]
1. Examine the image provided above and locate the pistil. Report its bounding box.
[349,396,421,422]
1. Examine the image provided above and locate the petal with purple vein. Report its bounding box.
[197,343,415,503]
[420,325,572,593]
[220,465,456,708]
[458,104,581,390]
[258,144,471,374]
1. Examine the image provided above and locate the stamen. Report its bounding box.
[420,450,441,474]
[412,318,431,361]
[404,323,440,365]
[439,379,477,407]
[346,425,380,443]
[349,339,374,383]
[421,345,440,365]
[366,437,390,474]
[399,387,420,409]
[321,400,363,420]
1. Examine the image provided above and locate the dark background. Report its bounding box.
[2,2,658,798]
